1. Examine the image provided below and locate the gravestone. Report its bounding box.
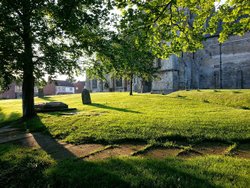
[82,89,92,104]
[38,88,44,98]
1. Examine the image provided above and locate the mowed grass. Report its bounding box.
[0,144,249,188]
[1,91,250,187]
[0,90,250,143]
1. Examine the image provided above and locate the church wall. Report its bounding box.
[196,32,250,89]
[151,55,180,93]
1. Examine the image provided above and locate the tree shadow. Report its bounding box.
[0,144,128,188]
[39,96,57,102]
[0,109,21,127]
[1,115,248,187]
[23,116,77,161]
[46,157,233,187]
[89,103,142,114]
[96,158,220,187]
[0,116,130,187]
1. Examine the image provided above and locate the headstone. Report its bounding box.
[82,89,92,104]
[38,88,44,98]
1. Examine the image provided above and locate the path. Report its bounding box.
[0,126,249,161]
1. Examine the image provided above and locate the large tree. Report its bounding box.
[0,0,111,118]
[116,0,249,58]
[88,33,158,95]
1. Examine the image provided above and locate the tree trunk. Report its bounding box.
[22,65,36,119]
[141,80,144,93]
[129,74,133,96]
[22,0,36,119]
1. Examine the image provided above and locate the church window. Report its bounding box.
[92,80,97,89]
[116,78,123,87]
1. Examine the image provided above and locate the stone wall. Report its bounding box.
[151,55,179,94]
[194,32,250,89]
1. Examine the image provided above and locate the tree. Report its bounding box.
[208,0,250,42]
[88,33,158,95]
[0,0,111,118]
[115,0,249,58]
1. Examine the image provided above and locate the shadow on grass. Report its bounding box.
[89,103,142,114]
[39,96,57,102]
[240,106,250,110]
[0,144,128,188]
[0,108,21,127]
[0,117,130,187]
[1,141,241,187]
[1,116,248,187]
[47,158,221,188]
[22,116,76,161]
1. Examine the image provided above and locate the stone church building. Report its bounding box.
[86,32,250,93]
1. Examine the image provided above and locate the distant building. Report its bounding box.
[0,83,38,99]
[43,80,75,96]
[73,81,85,93]
[85,75,151,93]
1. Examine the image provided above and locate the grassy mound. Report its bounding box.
[168,89,250,109]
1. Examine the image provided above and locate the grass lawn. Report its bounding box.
[0,144,249,188]
[0,89,250,143]
[1,90,250,187]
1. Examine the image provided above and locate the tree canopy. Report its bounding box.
[0,0,112,118]
[88,31,158,95]
[115,0,249,58]
[86,0,249,95]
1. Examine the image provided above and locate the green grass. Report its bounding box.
[169,89,250,109]
[1,91,250,187]
[0,90,250,143]
[0,144,54,187]
[0,144,249,187]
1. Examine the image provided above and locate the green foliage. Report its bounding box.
[0,0,113,117]
[215,0,250,43]
[115,0,250,58]
[87,32,158,93]
[0,0,111,89]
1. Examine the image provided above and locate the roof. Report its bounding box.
[54,80,74,87]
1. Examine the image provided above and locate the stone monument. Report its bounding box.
[34,102,76,112]
[38,88,44,98]
[82,89,92,104]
